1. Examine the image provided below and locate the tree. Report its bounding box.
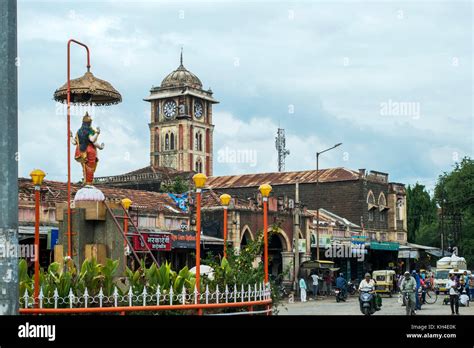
[406,183,437,243]
[160,175,189,194]
[434,157,474,264]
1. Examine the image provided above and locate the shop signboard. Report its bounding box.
[133,233,172,251]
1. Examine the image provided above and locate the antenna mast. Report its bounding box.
[275,128,290,172]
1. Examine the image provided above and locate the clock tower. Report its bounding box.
[144,52,218,176]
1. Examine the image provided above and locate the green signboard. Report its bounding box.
[370,241,399,251]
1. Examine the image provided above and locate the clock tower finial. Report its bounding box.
[180,47,183,66]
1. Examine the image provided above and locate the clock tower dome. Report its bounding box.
[144,51,218,176]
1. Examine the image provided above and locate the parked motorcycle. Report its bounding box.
[347,281,357,296]
[359,287,377,315]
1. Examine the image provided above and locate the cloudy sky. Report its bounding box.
[17,0,472,191]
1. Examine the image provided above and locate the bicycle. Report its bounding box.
[424,288,438,304]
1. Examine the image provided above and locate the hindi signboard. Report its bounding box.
[133,232,172,251]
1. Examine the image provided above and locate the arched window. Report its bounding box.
[198,133,203,151]
[367,191,375,205]
[170,133,175,150]
[195,133,199,150]
[378,192,387,207]
[195,159,202,173]
[165,133,170,151]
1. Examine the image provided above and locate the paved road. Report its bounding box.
[277,294,474,315]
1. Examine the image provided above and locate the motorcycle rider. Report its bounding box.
[400,271,417,315]
[336,273,347,299]
[358,273,379,310]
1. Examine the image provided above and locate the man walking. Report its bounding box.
[310,272,320,299]
[447,273,460,315]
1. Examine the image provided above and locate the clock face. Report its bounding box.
[163,100,177,119]
[194,101,203,119]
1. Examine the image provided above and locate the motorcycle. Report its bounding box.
[359,287,377,315]
[335,288,347,302]
[347,281,357,296]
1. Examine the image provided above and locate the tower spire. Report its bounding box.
[180,47,183,66]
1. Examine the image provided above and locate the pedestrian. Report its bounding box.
[462,271,471,300]
[299,277,307,302]
[447,273,460,315]
[412,270,422,310]
[310,272,320,299]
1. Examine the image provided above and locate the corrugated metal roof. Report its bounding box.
[207,167,360,189]
[18,178,187,215]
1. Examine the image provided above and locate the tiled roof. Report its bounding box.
[206,168,361,189]
[18,178,187,215]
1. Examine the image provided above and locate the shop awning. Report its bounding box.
[300,260,335,269]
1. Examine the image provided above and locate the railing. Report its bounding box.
[94,172,163,184]
[19,282,272,315]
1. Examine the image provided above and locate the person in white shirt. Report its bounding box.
[310,272,320,299]
[446,274,460,315]
[358,273,376,292]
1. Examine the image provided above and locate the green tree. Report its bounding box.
[160,175,189,194]
[406,183,437,243]
[434,157,474,264]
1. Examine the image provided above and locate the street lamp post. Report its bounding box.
[192,173,207,315]
[259,184,272,284]
[30,169,46,308]
[315,143,342,260]
[121,198,132,266]
[219,194,231,259]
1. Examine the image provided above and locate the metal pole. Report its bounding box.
[263,197,269,284]
[0,0,19,315]
[223,207,228,259]
[316,153,320,261]
[34,187,40,307]
[66,39,91,258]
[195,189,202,315]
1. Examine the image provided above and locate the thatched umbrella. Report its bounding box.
[53,70,121,105]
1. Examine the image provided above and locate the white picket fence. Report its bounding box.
[21,282,271,310]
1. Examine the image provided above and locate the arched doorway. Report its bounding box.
[240,226,253,248]
[268,229,290,279]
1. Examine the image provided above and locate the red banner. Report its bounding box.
[133,233,172,251]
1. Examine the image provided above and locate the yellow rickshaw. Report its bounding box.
[373,270,396,297]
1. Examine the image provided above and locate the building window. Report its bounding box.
[170,133,175,150]
[380,211,386,222]
[195,132,203,151]
[397,233,405,241]
[195,160,202,173]
[165,133,170,151]
[396,198,404,220]
[367,191,376,205]
[378,192,387,207]
[368,210,374,221]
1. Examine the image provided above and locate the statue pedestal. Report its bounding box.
[55,187,126,275]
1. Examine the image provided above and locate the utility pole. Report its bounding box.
[0,0,19,315]
[293,182,300,295]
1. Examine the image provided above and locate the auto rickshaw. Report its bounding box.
[372,270,396,297]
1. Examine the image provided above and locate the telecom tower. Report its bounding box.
[275,128,290,172]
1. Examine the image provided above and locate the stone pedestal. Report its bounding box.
[57,201,126,275]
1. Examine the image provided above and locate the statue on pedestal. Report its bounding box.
[71,112,104,186]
